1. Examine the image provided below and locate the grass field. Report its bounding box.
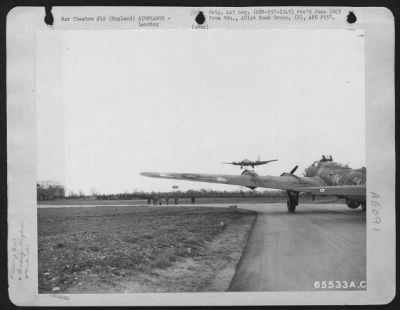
[38,205,256,293]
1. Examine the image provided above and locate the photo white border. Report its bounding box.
[7,6,395,306]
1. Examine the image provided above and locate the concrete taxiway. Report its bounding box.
[227,203,366,291]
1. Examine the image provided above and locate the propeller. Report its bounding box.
[280,165,299,177]
[289,165,298,174]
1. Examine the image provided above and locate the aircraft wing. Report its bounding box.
[140,172,324,190]
[294,185,366,202]
[256,159,279,165]
[141,172,366,203]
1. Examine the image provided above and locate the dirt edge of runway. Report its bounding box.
[206,210,258,291]
[226,211,259,291]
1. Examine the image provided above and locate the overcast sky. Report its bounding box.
[37,29,365,194]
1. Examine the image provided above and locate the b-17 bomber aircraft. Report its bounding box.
[141,155,366,213]
[223,157,278,169]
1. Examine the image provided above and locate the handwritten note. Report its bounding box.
[9,220,30,281]
[50,294,70,301]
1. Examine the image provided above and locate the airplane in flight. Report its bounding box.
[141,155,366,213]
[223,157,278,169]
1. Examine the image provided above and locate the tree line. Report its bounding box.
[37,183,65,201]
[37,182,293,201]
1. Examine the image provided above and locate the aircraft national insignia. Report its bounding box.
[160,173,173,178]
[181,174,199,179]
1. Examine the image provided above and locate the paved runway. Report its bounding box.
[228,203,366,291]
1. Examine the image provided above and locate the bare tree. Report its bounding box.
[78,189,85,198]
[90,188,98,199]
[37,181,65,201]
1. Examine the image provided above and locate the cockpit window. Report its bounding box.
[312,161,319,167]
[331,162,349,168]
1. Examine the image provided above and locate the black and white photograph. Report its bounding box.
[7,6,395,306]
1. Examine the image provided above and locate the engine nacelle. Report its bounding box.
[241,169,258,190]
[241,169,258,177]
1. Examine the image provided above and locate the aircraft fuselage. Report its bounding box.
[304,160,366,205]
[305,161,366,186]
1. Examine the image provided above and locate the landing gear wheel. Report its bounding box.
[287,199,296,213]
[346,199,361,209]
[286,190,299,213]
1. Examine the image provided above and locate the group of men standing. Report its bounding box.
[147,195,196,206]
